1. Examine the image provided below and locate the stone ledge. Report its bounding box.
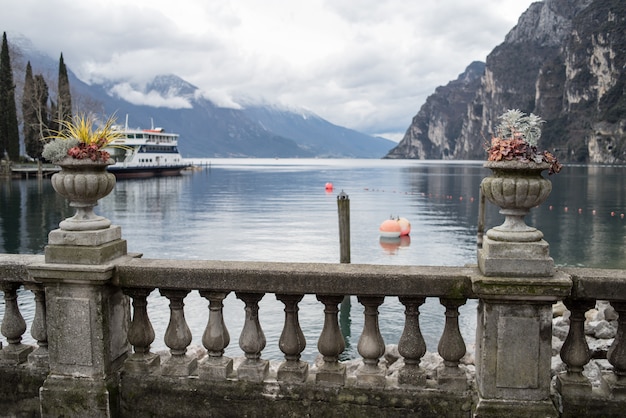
[119,372,474,418]
[470,269,572,301]
[45,239,127,265]
[477,238,555,277]
[48,226,122,246]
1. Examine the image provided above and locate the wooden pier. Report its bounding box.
[1,162,59,179]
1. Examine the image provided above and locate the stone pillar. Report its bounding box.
[471,273,571,417]
[29,225,131,418]
[474,163,571,416]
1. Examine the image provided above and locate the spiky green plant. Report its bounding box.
[42,113,123,162]
[54,112,122,148]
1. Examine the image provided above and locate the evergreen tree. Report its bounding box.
[22,61,43,159]
[57,53,72,123]
[33,74,50,151]
[0,32,20,160]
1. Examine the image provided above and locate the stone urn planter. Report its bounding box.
[478,160,555,277]
[51,157,116,231]
[480,160,552,242]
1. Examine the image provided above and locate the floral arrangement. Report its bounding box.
[486,109,562,175]
[42,113,122,163]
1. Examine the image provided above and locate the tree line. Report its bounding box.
[0,31,73,162]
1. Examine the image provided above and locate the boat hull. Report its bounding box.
[107,164,191,179]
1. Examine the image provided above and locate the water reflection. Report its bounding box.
[0,179,71,254]
[379,235,411,255]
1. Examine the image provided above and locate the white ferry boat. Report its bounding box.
[105,122,191,179]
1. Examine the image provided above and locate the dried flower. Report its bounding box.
[486,110,562,175]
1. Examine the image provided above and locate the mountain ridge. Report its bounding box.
[7,33,396,159]
[386,0,626,164]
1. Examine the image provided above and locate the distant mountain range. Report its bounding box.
[9,34,396,159]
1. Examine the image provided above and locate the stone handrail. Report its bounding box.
[114,258,474,296]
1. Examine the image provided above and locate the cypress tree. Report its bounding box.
[57,53,72,123]
[33,74,50,150]
[22,61,43,159]
[0,32,20,161]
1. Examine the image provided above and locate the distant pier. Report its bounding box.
[1,162,59,179]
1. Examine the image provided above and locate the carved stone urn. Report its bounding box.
[478,160,554,277]
[481,160,552,241]
[51,157,116,231]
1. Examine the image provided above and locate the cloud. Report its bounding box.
[109,83,192,109]
[1,0,537,139]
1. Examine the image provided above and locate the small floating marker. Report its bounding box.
[379,218,401,238]
[549,205,553,210]
[325,182,334,191]
[621,214,625,219]
[564,207,568,212]
[592,210,596,215]
[578,208,583,214]
[611,212,616,217]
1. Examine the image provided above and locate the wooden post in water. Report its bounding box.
[337,190,351,356]
[337,190,350,263]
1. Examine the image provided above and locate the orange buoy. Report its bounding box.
[379,219,401,238]
[397,217,411,236]
[325,182,333,191]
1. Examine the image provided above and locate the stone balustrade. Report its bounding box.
[2,253,626,417]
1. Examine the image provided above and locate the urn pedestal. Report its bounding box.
[477,161,554,277]
[32,156,131,418]
[46,157,127,264]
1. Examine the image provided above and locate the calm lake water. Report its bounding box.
[2,159,626,361]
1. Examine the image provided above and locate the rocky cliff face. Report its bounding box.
[386,0,626,163]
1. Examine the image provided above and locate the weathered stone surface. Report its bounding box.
[48,226,122,246]
[120,372,474,418]
[0,364,47,417]
[45,239,127,265]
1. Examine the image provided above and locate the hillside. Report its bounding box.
[8,35,396,159]
[386,0,626,164]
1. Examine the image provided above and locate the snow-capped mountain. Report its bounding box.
[10,34,395,158]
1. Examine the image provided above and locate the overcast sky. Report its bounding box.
[1,0,538,140]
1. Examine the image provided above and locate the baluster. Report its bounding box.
[437,298,467,391]
[556,298,595,397]
[160,289,197,376]
[356,296,386,387]
[23,283,49,369]
[316,295,346,385]
[398,296,427,386]
[607,301,626,398]
[236,292,268,382]
[198,291,233,380]
[123,288,160,373]
[0,283,33,364]
[276,294,308,382]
